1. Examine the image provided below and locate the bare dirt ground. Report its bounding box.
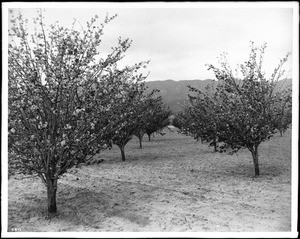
[7,129,292,232]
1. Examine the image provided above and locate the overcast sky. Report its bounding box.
[6,2,296,81]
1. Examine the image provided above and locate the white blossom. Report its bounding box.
[61,140,66,146]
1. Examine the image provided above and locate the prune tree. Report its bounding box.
[134,129,145,149]
[133,91,159,148]
[174,107,200,140]
[8,9,148,213]
[173,111,186,131]
[175,81,224,149]
[273,88,292,137]
[110,79,152,161]
[144,98,171,142]
[206,42,291,176]
[186,83,227,150]
[133,93,160,148]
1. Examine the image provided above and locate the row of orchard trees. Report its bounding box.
[8,10,170,213]
[174,42,292,177]
[174,43,292,176]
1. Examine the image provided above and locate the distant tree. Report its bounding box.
[8,10,148,213]
[133,90,161,148]
[174,107,198,139]
[172,112,185,130]
[187,83,228,151]
[175,82,222,148]
[110,80,152,161]
[144,99,171,141]
[134,129,145,149]
[272,87,292,137]
[203,42,291,176]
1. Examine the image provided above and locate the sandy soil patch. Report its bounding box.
[7,129,292,232]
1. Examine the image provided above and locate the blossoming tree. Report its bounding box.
[186,42,291,176]
[8,9,149,213]
[109,78,156,161]
[144,98,171,142]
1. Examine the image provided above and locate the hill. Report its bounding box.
[145,79,215,113]
[145,78,292,114]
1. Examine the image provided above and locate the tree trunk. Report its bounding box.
[46,177,58,213]
[118,145,126,161]
[251,146,260,177]
[148,134,151,141]
[139,136,142,149]
[280,129,283,137]
[213,139,217,152]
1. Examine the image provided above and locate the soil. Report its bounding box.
[7,128,292,232]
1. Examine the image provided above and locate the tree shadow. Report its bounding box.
[8,180,152,232]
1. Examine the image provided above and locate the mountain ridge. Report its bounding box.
[145,79,215,113]
[145,78,292,113]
